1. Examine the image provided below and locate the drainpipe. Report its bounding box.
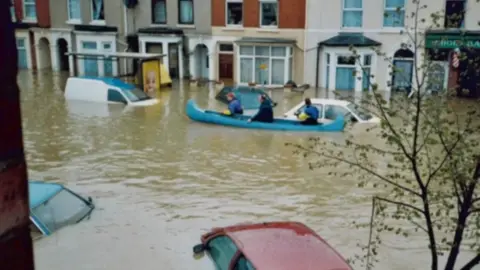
[315,43,321,88]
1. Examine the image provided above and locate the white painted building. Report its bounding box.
[304,0,480,92]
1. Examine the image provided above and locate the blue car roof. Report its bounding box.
[76,76,136,91]
[28,181,64,209]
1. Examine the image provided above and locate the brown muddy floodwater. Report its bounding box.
[19,71,476,270]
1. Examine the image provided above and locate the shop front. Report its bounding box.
[425,30,480,98]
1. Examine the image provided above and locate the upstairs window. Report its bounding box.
[342,0,362,27]
[152,0,167,24]
[10,0,15,22]
[23,0,37,21]
[226,0,243,26]
[91,0,105,21]
[444,0,466,28]
[383,0,405,27]
[260,0,278,27]
[68,0,81,21]
[178,0,194,24]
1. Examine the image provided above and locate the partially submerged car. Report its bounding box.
[216,86,277,111]
[64,77,158,107]
[193,221,352,270]
[284,98,380,124]
[29,181,94,239]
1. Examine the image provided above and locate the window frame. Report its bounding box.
[342,0,363,28]
[259,0,278,28]
[152,0,167,24]
[178,0,194,25]
[205,235,240,270]
[443,0,466,29]
[23,0,37,21]
[383,0,405,28]
[91,0,105,24]
[238,45,292,86]
[324,104,350,120]
[226,0,243,27]
[67,0,82,22]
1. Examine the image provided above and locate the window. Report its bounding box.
[347,103,372,121]
[239,46,292,85]
[234,255,256,270]
[91,0,105,21]
[325,105,350,120]
[16,38,28,69]
[219,44,234,52]
[444,0,466,28]
[10,0,15,22]
[102,42,113,77]
[68,0,81,20]
[178,0,194,24]
[108,89,128,104]
[23,0,37,21]
[295,104,324,118]
[82,41,98,76]
[152,0,167,24]
[122,88,152,102]
[342,0,362,27]
[260,0,278,27]
[336,55,356,90]
[226,0,243,26]
[207,236,238,270]
[383,0,405,27]
[30,190,92,232]
[362,54,372,90]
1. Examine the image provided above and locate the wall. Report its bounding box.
[132,0,211,35]
[36,0,51,27]
[212,0,305,29]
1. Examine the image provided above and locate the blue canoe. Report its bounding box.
[185,99,345,132]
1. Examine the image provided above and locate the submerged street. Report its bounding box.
[21,71,477,270]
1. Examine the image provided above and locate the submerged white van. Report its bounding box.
[64,77,158,106]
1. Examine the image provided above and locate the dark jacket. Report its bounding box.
[250,100,274,123]
[228,99,243,114]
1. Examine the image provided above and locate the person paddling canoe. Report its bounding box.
[223,92,244,115]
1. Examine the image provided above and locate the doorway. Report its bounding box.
[57,38,69,71]
[427,61,448,93]
[194,44,209,80]
[391,48,414,92]
[168,43,179,78]
[218,43,234,83]
[38,37,52,69]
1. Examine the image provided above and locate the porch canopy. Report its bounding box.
[64,51,166,60]
[234,37,297,45]
[318,32,381,47]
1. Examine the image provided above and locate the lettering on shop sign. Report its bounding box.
[430,39,480,49]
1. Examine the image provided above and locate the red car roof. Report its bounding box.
[204,222,352,270]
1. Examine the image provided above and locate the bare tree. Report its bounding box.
[287,1,480,269]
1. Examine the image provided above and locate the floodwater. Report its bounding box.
[19,71,477,270]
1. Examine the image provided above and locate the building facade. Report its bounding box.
[305,0,480,93]
[127,0,213,80]
[11,0,51,70]
[211,0,306,86]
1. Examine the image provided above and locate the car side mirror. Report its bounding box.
[193,244,206,254]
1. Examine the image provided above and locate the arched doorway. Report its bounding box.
[57,38,69,71]
[194,44,209,80]
[391,47,414,92]
[38,37,52,69]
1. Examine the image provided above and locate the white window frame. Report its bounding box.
[90,0,106,25]
[226,0,243,27]
[23,0,37,22]
[10,2,16,22]
[383,0,405,28]
[362,54,373,90]
[67,0,82,23]
[341,0,362,28]
[238,45,292,86]
[259,0,278,28]
[152,0,167,25]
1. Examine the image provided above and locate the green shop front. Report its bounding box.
[425,30,480,98]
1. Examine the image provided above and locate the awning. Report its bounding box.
[234,37,297,45]
[318,33,381,47]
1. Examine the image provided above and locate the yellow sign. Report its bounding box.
[259,63,267,70]
[142,60,161,92]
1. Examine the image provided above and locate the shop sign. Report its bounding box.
[425,35,480,49]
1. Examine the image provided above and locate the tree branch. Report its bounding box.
[375,196,425,214]
[294,145,421,197]
[460,254,480,270]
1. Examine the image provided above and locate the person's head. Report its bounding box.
[226,92,235,101]
[305,97,312,106]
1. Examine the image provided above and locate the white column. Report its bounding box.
[178,43,184,79]
[189,47,195,79]
[68,45,75,76]
[355,59,363,92]
[328,53,336,91]
[34,42,42,69]
[208,50,214,81]
[162,42,169,73]
[50,45,59,71]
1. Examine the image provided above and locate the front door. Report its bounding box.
[427,61,447,93]
[392,59,413,92]
[168,43,179,79]
[218,54,233,80]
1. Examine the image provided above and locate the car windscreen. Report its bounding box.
[30,189,92,233]
[123,88,152,102]
[346,103,372,121]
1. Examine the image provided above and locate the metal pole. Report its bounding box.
[0,2,35,269]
